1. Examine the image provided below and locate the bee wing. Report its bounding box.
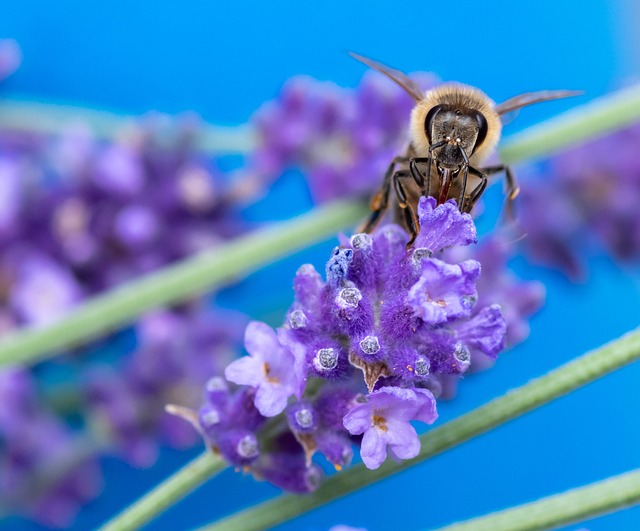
[496,90,583,116]
[349,52,424,102]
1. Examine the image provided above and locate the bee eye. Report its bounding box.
[424,104,445,144]
[472,112,489,154]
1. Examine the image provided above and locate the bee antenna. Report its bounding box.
[348,52,424,102]
[496,90,583,116]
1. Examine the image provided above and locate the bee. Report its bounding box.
[352,53,580,245]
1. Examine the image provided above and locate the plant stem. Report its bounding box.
[0,98,256,153]
[430,468,640,531]
[0,200,367,368]
[198,327,640,531]
[98,452,225,531]
[4,83,640,161]
[499,82,640,163]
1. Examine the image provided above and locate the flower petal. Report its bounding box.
[360,427,387,469]
[343,402,372,435]
[412,388,438,424]
[224,356,262,387]
[255,382,290,417]
[244,321,278,359]
[386,420,420,460]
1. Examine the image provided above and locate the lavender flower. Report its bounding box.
[242,70,438,202]
[225,321,304,416]
[6,247,84,326]
[0,368,101,527]
[0,112,246,329]
[176,198,509,488]
[86,306,244,467]
[519,121,640,277]
[0,52,261,524]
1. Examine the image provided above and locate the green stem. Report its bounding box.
[499,82,640,163]
[430,468,640,531]
[0,98,256,153]
[4,83,640,161]
[198,328,640,531]
[98,452,225,531]
[0,200,367,368]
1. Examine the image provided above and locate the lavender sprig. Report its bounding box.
[243,71,436,202]
[85,306,244,466]
[0,368,102,527]
[178,199,502,484]
[102,326,640,531]
[519,119,640,277]
[200,327,640,531]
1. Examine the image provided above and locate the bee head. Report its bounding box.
[424,105,488,167]
[410,83,502,165]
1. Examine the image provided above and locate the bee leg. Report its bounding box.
[456,145,470,212]
[359,157,407,233]
[464,167,488,214]
[409,157,431,198]
[479,164,520,220]
[458,164,469,211]
[393,170,420,247]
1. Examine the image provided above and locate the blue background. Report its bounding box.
[2,1,640,530]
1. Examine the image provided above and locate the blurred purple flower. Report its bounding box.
[519,122,640,277]
[0,109,246,315]
[0,156,22,242]
[0,368,102,527]
[86,306,245,467]
[6,248,83,326]
[243,70,438,202]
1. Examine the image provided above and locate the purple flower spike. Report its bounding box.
[184,200,516,490]
[408,258,480,324]
[414,197,477,252]
[343,386,437,469]
[226,321,303,417]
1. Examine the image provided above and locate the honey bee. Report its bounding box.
[352,53,580,245]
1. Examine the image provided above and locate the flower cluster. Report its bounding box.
[0,367,102,528]
[175,198,507,488]
[243,70,437,203]
[0,115,244,329]
[0,49,256,524]
[85,305,245,467]
[519,121,640,278]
